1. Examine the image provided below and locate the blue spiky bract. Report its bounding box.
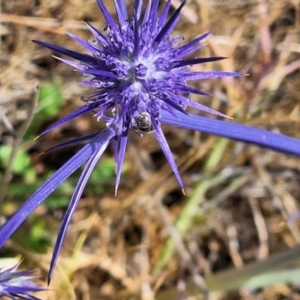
[0,262,45,300]
[3,0,300,284]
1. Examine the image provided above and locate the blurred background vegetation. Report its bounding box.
[1,0,300,299]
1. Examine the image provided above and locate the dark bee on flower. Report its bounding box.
[135,112,154,133]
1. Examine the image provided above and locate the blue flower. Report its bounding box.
[0,261,45,300]
[33,0,240,193]
[1,0,300,283]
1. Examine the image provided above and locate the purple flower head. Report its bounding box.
[0,261,45,300]
[2,0,300,284]
[33,0,240,192]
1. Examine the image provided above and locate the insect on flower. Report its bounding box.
[2,0,300,284]
[135,111,154,133]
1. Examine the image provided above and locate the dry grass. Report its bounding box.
[1,0,300,299]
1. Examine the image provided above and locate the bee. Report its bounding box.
[135,112,154,133]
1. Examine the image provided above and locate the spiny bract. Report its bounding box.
[33,0,241,192]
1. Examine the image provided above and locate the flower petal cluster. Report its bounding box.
[0,262,45,300]
[1,0,300,284]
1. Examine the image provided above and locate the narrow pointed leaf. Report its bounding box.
[153,122,184,189]
[48,133,111,283]
[0,128,116,249]
[161,110,300,156]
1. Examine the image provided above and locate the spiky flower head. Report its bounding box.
[0,262,45,300]
[33,0,241,192]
